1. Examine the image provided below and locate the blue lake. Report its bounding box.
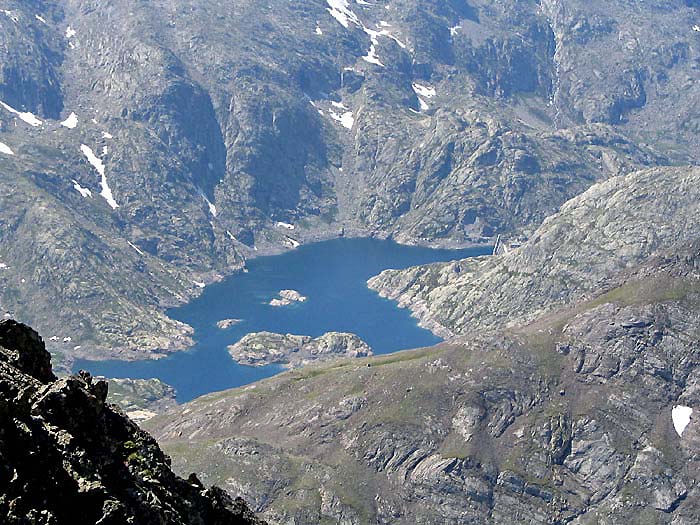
[76,238,490,402]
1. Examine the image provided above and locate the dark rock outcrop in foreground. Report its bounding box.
[0,319,264,525]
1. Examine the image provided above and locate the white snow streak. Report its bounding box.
[672,405,693,437]
[80,144,119,209]
[71,179,92,198]
[128,241,145,256]
[61,112,78,129]
[0,101,43,126]
[201,194,217,217]
[35,14,47,24]
[0,142,15,156]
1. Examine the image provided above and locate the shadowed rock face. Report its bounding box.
[0,0,692,363]
[0,319,265,525]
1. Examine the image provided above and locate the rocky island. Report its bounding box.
[269,289,307,307]
[216,318,242,330]
[228,331,372,368]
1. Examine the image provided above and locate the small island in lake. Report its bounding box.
[216,318,242,330]
[269,289,307,307]
[228,331,373,368]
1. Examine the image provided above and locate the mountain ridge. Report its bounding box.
[1,0,694,362]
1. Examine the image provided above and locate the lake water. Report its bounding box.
[76,238,490,402]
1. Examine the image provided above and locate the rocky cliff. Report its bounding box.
[0,319,264,524]
[2,0,696,362]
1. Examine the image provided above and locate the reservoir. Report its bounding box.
[76,238,490,402]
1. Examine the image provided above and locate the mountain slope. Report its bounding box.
[147,166,700,523]
[1,0,696,360]
[369,166,700,337]
[147,239,700,524]
[0,318,265,524]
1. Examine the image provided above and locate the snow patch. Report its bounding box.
[412,83,436,111]
[362,40,384,66]
[316,25,323,35]
[193,281,206,289]
[276,221,295,230]
[80,144,119,209]
[326,1,405,65]
[1,10,18,23]
[285,237,301,248]
[450,25,461,36]
[412,82,436,98]
[326,0,361,28]
[694,25,700,32]
[330,110,355,129]
[61,112,78,129]
[0,142,15,156]
[672,405,693,437]
[71,179,92,198]
[0,101,43,127]
[102,131,113,139]
[65,26,76,38]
